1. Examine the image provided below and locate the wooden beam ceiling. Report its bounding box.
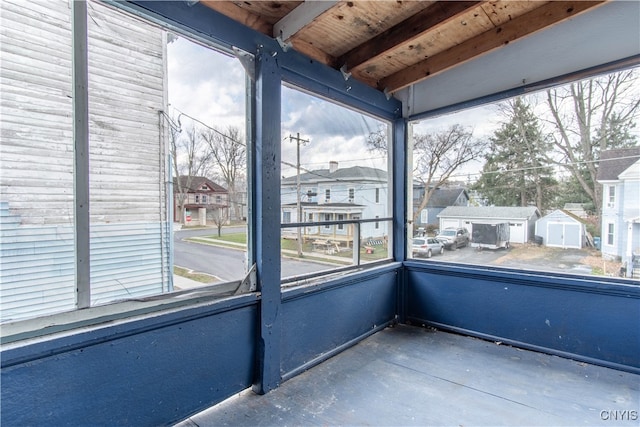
[200,1,609,94]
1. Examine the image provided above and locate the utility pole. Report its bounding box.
[289,133,309,257]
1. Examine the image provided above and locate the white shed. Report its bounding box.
[535,210,586,249]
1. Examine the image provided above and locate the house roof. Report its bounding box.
[438,206,540,220]
[540,209,587,225]
[282,166,387,185]
[174,176,227,193]
[425,188,468,208]
[596,147,640,181]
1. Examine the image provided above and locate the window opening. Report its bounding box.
[407,67,639,280]
[280,84,392,282]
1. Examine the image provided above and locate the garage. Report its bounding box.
[438,206,540,244]
[535,210,586,249]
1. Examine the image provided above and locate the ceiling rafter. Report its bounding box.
[339,1,483,74]
[273,1,338,42]
[379,1,606,93]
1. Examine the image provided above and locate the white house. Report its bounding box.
[597,148,640,278]
[437,206,541,244]
[281,161,389,246]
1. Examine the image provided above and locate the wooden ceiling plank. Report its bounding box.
[200,1,273,34]
[273,1,338,41]
[339,1,483,71]
[380,1,606,93]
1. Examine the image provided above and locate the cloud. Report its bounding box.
[168,36,246,129]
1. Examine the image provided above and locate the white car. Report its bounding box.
[412,237,445,258]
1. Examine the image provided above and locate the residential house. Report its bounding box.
[412,186,469,230]
[597,147,640,277]
[281,161,388,246]
[174,176,229,226]
[438,206,541,244]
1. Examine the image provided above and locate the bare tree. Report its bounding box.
[411,125,486,223]
[544,70,639,216]
[170,121,211,224]
[207,206,228,237]
[201,125,246,222]
[366,124,485,224]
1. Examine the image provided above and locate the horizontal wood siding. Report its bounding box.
[0,0,74,226]
[0,0,170,320]
[87,1,169,303]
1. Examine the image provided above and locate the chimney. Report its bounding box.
[329,161,338,173]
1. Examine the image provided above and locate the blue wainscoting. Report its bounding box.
[1,297,258,427]
[405,261,640,373]
[280,264,401,380]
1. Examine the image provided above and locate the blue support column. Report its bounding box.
[392,117,407,262]
[252,48,282,394]
[392,117,408,322]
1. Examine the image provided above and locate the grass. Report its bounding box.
[174,266,218,283]
[204,233,247,244]
[191,232,389,262]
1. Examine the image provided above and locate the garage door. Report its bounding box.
[546,222,581,248]
[509,222,525,243]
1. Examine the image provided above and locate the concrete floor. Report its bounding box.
[176,325,639,426]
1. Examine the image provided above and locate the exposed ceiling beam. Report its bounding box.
[273,0,338,42]
[379,1,606,94]
[200,0,272,34]
[339,1,482,72]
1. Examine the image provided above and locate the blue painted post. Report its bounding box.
[253,47,282,394]
[392,117,407,263]
[392,117,408,323]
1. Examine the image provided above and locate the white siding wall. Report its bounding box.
[87,1,169,304]
[0,0,170,321]
[0,0,76,321]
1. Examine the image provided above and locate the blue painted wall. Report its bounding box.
[280,266,400,378]
[1,299,258,426]
[405,261,640,373]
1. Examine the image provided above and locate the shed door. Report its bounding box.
[546,223,564,247]
[564,224,581,248]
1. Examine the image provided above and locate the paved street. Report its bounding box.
[173,225,333,283]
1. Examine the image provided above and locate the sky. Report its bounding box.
[168,34,639,185]
[168,35,388,180]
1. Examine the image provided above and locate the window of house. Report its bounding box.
[608,185,616,208]
[216,195,222,204]
[407,67,639,281]
[202,195,207,204]
[280,85,392,282]
[195,195,200,203]
[607,223,615,246]
[0,0,251,330]
[283,211,291,224]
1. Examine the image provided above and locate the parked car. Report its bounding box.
[436,227,470,250]
[412,237,444,258]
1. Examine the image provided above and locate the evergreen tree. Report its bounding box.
[473,98,557,212]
